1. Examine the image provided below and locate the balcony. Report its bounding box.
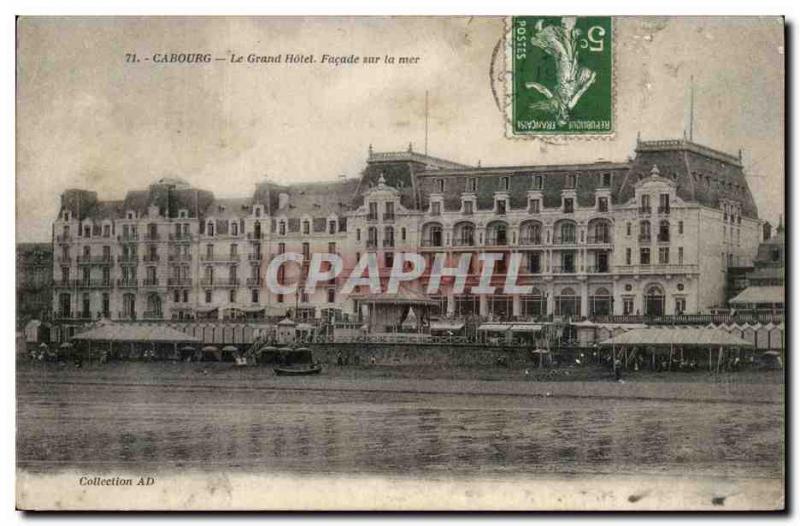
[383,213,395,222]
[485,234,508,247]
[142,311,164,320]
[117,311,137,321]
[167,278,192,287]
[142,254,160,263]
[72,279,113,289]
[552,266,577,274]
[117,233,139,242]
[519,235,543,246]
[614,264,699,276]
[586,265,610,274]
[247,232,264,240]
[452,237,475,247]
[552,235,577,245]
[366,239,379,249]
[658,206,671,215]
[248,253,263,261]
[117,254,138,264]
[657,232,670,243]
[56,255,72,264]
[638,234,652,243]
[52,311,92,321]
[169,233,193,242]
[246,277,263,287]
[143,232,160,241]
[168,253,193,262]
[77,255,113,265]
[638,206,652,216]
[55,233,71,243]
[420,238,443,248]
[586,234,612,245]
[200,278,239,288]
[383,239,395,248]
[367,214,378,223]
[116,279,139,288]
[141,278,162,288]
[200,254,241,263]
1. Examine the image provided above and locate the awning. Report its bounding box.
[430,321,465,331]
[72,323,201,343]
[511,324,543,332]
[478,323,511,332]
[729,286,785,305]
[296,323,315,331]
[600,327,753,347]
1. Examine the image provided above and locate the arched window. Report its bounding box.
[454,222,475,246]
[521,221,542,245]
[422,223,443,247]
[556,221,576,244]
[555,287,580,317]
[384,226,395,248]
[644,285,665,316]
[590,287,612,316]
[146,293,162,316]
[487,221,508,246]
[589,219,612,244]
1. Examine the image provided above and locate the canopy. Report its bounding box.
[729,286,785,305]
[430,321,465,331]
[478,323,511,332]
[600,327,753,347]
[72,323,200,343]
[511,324,543,332]
[222,345,239,352]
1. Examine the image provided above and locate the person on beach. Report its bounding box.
[613,359,622,382]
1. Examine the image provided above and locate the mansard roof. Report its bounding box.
[263,179,361,218]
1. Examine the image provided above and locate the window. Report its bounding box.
[183,290,189,303]
[527,253,541,273]
[640,194,651,212]
[625,248,632,265]
[208,222,215,236]
[529,199,540,214]
[678,221,684,234]
[300,289,309,303]
[205,290,212,303]
[436,179,445,193]
[356,228,361,241]
[329,221,336,235]
[533,175,543,190]
[639,220,651,242]
[558,222,576,244]
[231,222,239,236]
[658,220,670,242]
[383,227,394,247]
[644,285,665,316]
[103,224,110,237]
[302,242,310,260]
[384,251,394,268]
[327,288,336,303]
[601,173,611,187]
[229,289,236,303]
[659,193,670,213]
[367,227,378,248]
[401,227,406,241]
[385,202,394,220]
[431,201,441,216]
[640,248,651,265]
[675,297,686,314]
[277,293,284,303]
[563,198,574,213]
[230,243,238,256]
[249,289,259,303]
[626,222,632,236]
[463,200,473,215]
[678,247,684,264]
[623,297,634,315]
[496,199,507,215]
[597,197,608,212]
[466,178,477,192]
[173,289,180,303]
[328,242,337,254]
[278,242,285,255]
[102,293,110,316]
[303,220,310,235]
[368,202,378,221]
[500,176,510,191]
[658,247,670,264]
[565,174,576,189]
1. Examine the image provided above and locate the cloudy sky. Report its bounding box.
[16,16,784,241]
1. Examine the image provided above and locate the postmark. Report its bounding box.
[505,16,614,138]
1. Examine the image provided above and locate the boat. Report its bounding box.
[273,363,323,376]
[273,347,323,376]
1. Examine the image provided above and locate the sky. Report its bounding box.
[16,16,785,242]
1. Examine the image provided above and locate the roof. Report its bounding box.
[478,323,510,332]
[267,179,360,218]
[730,286,785,305]
[430,321,465,331]
[357,285,439,305]
[72,323,201,343]
[204,197,253,219]
[600,327,754,347]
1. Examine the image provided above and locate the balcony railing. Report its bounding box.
[142,254,160,263]
[168,253,192,262]
[143,232,160,241]
[452,237,476,247]
[247,232,264,240]
[552,235,577,245]
[141,278,162,288]
[383,239,395,248]
[200,278,239,288]
[117,311,137,321]
[56,255,72,263]
[586,234,612,244]
[168,233,193,242]
[246,277,262,287]
[638,207,652,215]
[420,238,442,248]
[366,240,379,249]
[116,279,138,288]
[200,254,241,262]
[614,264,699,275]
[519,236,543,246]
[658,206,671,215]
[117,254,138,264]
[117,233,139,241]
[52,311,92,321]
[367,214,378,222]
[142,311,164,320]
[485,236,508,246]
[167,278,192,287]
[657,233,671,242]
[639,234,652,242]
[55,233,71,243]
[77,255,113,264]
[248,253,262,261]
[383,213,395,222]
[552,266,577,274]
[586,265,610,273]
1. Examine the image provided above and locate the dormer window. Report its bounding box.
[254,206,262,218]
[435,179,445,193]
[565,174,576,189]
[598,197,608,212]
[500,176,510,191]
[601,173,611,187]
[127,212,135,219]
[466,178,477,192]
[563,198,574,213]
[532,175,543,190]
[63,212,70,221]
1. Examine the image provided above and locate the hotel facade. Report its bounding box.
[50,137,762,332]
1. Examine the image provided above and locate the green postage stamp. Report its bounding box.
[507,16,614,138]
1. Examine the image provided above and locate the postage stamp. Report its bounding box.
[506,16,614,138]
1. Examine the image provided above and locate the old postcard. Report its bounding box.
[15,16,785,510]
